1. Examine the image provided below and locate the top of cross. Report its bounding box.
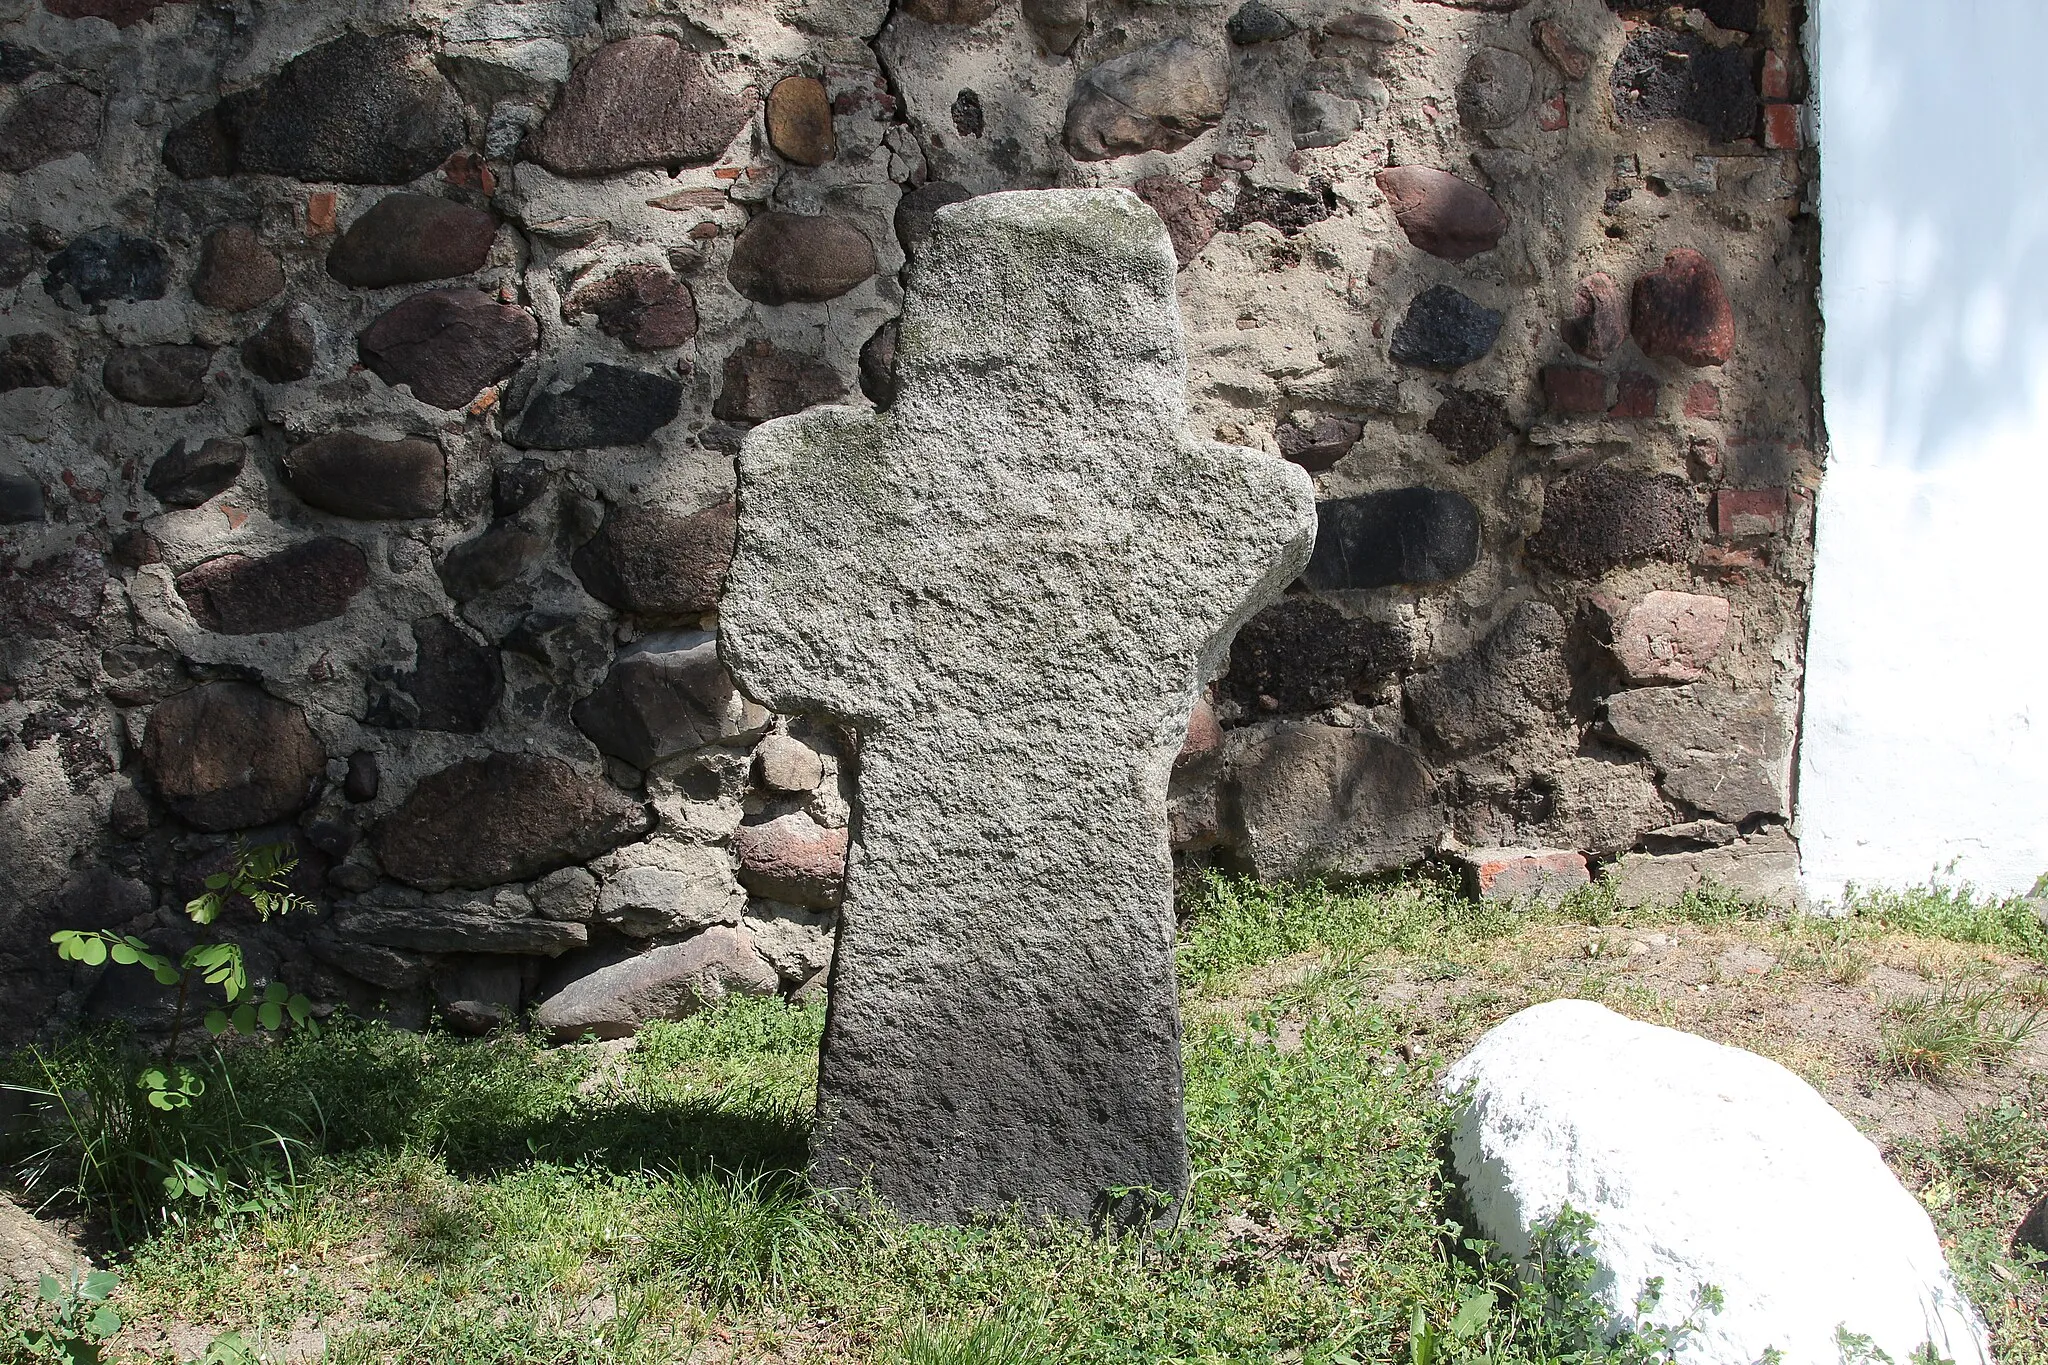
[719,189,1315,742]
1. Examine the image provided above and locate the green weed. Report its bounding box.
[1,1037,316,1244]
[637,1167,839,1307]
[1175,868,1513,993]
[1881,981,2043,1080]
[1773,916,1878,986]
[1891,1079,2048,1365]
[5,1269,121,1364]
[878,1307,1064,1365]
[1847,880,2048,958]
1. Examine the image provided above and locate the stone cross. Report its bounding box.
[720,189,1315,1224]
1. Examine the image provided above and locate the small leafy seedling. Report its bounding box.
[51,841,317,1094]
[11,1269,121,1364]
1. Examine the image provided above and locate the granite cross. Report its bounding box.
[719,189,1316,1224]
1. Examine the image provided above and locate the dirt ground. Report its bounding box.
[1356,918,2048,1158]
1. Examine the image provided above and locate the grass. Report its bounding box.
[1893,1080,2048,1365]
[1881,980,2045,1080]
[3,869,2047,1363]
[1841,878,2048,957]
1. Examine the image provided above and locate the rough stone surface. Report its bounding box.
[727,212,879,305]
[0,548,103,637]
[1132,175,1217,267]
[527,36,751,176]
[108,530,161,568]
[1524,470,1701,578]
[1453,847,1589,905]
[1376,166,1507,261]
[1177,698,1223,767]
[1063,38,1229,161]
[1610,369,1658,419]
[719,191,1315,1224]
[1534,18,1591,80]
[1607,683,1790,821]
[1304,488,1481,590]
[1409,601,1571,752]
[901,0,1000,21]
[0,1194,90,1289]
[438,522,546,599]
[45,228,166,306]
[310,934,423,990]
[335,906,586,956]
[713,343,844,425]
[190,224,283,313]
[493,461,549,518]
[1563,272,1627,361]
[1291,90,1362,150]
[533,928,778,1041]
[1632,248,1736,367]
[0,82,98,172]
[282,433,445,519]
[1445,1001,1988,1365]
[1275,414,1361,472]
[1223,597,1404,713]
[372,615,502,732]
[1426,388,1512,463]
[102,344,210,406]
[562,264,696,349]
[146,437,244,508]
[372,753,651,890]
[1612,28,1759,143]
[1609,826,1800,908]
[1390,285,1503,370]
[344,751,380,804]
[0,333,76,391]
[1021,0,1086,52]
[1222,183,1336,236]
[1458,47,1533,128]
[1543,363,1606,414]
[733,815,848,910]
[327,195,498,288]
[190,32,465,184]
[0,232,33,289]
[755,734,824,793]
[858,321,898,407]
[141,682,326,832]
[895,181,974,259]
[744,906,836,986]
[571,629,736,768]
[240,308,315,382]
[175,538,370,634]
[512,364,683,449]
[0,470,43,523]
[357,290,539,410]
[1692,0,1762,32]
[1599,590,1731,684]
[1228,0,1297,44]
[530,866,598,922]
[0,0,1824,1063]
[766,75,835,167]
[1227,724,1438,878]
[952,86,985,138]
[596,846,744,937]
[571,502,733,618]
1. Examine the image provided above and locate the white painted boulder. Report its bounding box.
[1443,1001,1989,1365]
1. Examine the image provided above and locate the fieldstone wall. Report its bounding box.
[0,0,1818,1041]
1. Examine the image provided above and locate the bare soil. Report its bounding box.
[1356,918,2048,1157]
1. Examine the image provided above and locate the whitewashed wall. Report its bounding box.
[1802,0,2048,899]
